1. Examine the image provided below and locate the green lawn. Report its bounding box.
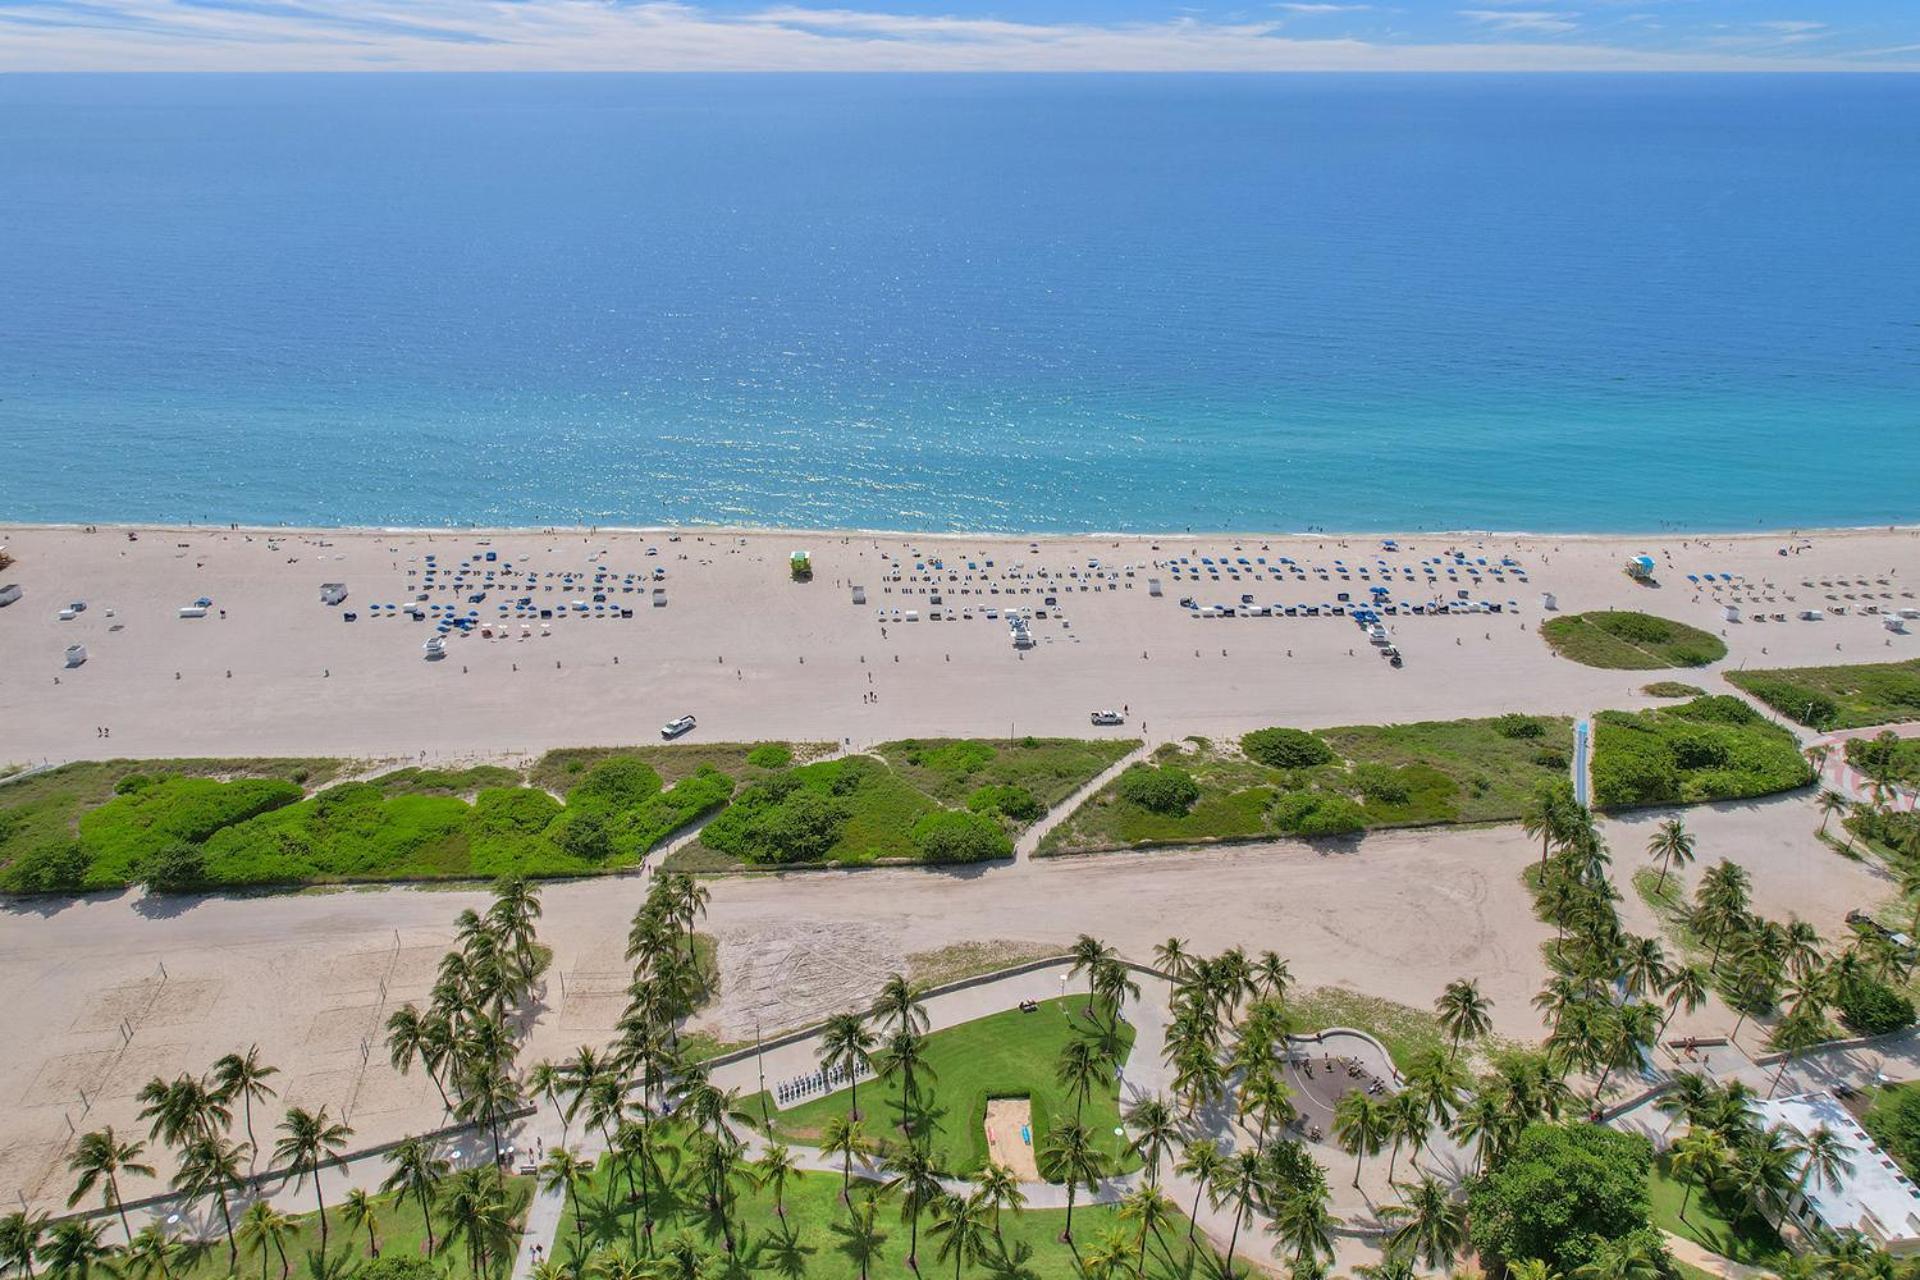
[1591,696,1812,810]
[172,1174,532,1280]
[1643,682,1708,700]
[748,997,1137,1180]
[1540,612,1728,670]
[1038,716,1573,855]
[555,1145,1196,1280]
[1727,659,1920,731]
[1648,1156,1786,1266]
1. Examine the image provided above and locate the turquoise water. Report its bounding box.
[2,74,1915,533]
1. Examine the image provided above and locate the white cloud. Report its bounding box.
[1458,8,1579,34]
[1758,20,1826,34]
[1274,3,1371,12]
[0,0,1912,70]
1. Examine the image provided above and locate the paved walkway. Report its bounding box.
[1662,1231,1778,1280]
[1014,741,1155,863]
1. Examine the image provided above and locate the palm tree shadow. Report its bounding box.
[760,1221,817,1280]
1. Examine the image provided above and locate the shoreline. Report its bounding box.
[9,518,1919,543]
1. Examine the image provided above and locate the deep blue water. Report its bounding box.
[2,73,1916,533]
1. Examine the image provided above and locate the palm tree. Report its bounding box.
[1118,1185,1176,1280]
[1174,1138,1225,1248]
[385,1005,452,1117]
[173,1133,247,1269]
[755,1143,800,1219]
[441,1168,513,1278]
[1658,963,1710,1041]
[1093,958,1142,1031]
[1571,1235,1663,1280]
[1123,1096,1178,1186]
[1378,1176,1465,1271]
[1039,1121,1108,1244]
[1646,816,1696,892]
[1384,1090,1427,1181]
[821,1116,875,1204]
[39,1219,114,1280]
[240,1200,300,1280]
[1333,1091,1390,1188]
[67,1126,154,1243]
[882,1144,945,1270]
[872,974,929,1037]
[274,1105,354,1255]
[541,1147,592,1261]
[1448,1090,1506,1176]
[341,1188,380,1259]
[820,1012,878,1122]
[380,1135,450,1256]
[1766,1009,1829,1098]
[974,1163,1026,1245]
[1266,1177,1337,1277]
[1215,1148,1263,1279]
[121,1224,180,1280]
[879,1029,935,1147]
[1,1211,49,1280]
[1799,1124,1855,1203]
[1153,938,1193,980]
[527,1058,569,1145]
[1069,935,1115,1018]
[829,1191,888,1280]
[928,1194,993,1280]
[1057,1038,1112,1129]
[1817,787,1849,834]
[135,1073,230,1149]
[211,1045,280,1162]
[1433,978,1492,1062]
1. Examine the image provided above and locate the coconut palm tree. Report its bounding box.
[820,1012,878,1122]
[1238,1070,1296,1155]
[542,1147,592,1261]
[1333,1091,1390,1189]
[1069,936,1115,1018]
[1,1211,49,1280]
[1118,1185,1176,1280]
[1094,958,1142,1032]
[974,1163,1025,1246]
[274,1105,354,1255]
[1646,817,1697,892]
[1384,1091,1428,1181]
[38,1219,115,1280]
[1266,1177,1337,1277]
[1798,1125,1855,1201]
[239,1200,300,1280]
[120,1223,180,1280]
[340,1188,380,1260]
[1570,1235,1663,1280]
[380,1135,450,1256]
[872,974,929,1037]
[821,1116,875,1204]
[1817,788,1850,834]
[1123,1097,1178,1187]
[66,1126,154,1244]
[882,1144,945,1270]
[1039,1121,1108,1244]
[385,1006,453,1117]
[829,1191,888,1280]
[754,1143,800,1220]
[441,1168,513,1278]
[928,1193,993,1280]
[135,1073,231,1149]
[1214,1148,1263,1279]
[173,1133,247,1269]
[1658,963,1710,1041]
[1056,1038,1112,1127]
[1433,978,1492,1062]
[1448,1089,1506,1175]
[1378,1176,1465,1272]
[1766,1009,1829,1098]
[1174,1138,1225,1248]
[526,1058,568,1145]
[211,1046,280,1163]
[1153,939,1193,981]
[1618,936,1671,1002]
[878,1029,936,1148]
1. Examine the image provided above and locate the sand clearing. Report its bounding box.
[983,1098,1039,1180]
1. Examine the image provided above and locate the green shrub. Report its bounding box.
[1728,660,1920,730]
[1116,765,1200,816]
[702,773,851,865]
[355,1259,440,1280]
[1642,682,1706,699]
[1837,975,1917,1037]
[746,744,793,770]
[0,838,90,894]
[1242,727,1335,770]
[1591,699,1809,809]
[567,758,663,810]
[1494,714,1546,740]
[1270,791,1365,837]
[555,807,615,861]
[911,810,1013,863]
[138,843,207,894]
[78,776,304,885]
[1865,1086,1920,1173]
[1350,763,1410,805]
[967,784,1043,823]
[114,773,155,795]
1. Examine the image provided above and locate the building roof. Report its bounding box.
[1755,1091,1920,1249]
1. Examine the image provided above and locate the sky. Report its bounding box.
[2,0,1918,72]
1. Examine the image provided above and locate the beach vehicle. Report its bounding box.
[320,582,348,605]
[1090,710,1125,725]
[661,714,697,739]
[1381,645,1402,667]
[1800,609,1826,621]
[178,604,209,618]
[0,583,20,607]
[64,643,87,668]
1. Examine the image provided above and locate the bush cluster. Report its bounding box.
[1116,764,1201,815]
[1241,727,1334,769]
[1270,790,1365,836]
[910,810,1013,862]
[1590,697,1811,809]
[1836,974,1917,1037]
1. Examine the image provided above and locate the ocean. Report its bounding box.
[1,73,1915,534]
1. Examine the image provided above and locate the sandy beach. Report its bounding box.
[4,522,1916,765]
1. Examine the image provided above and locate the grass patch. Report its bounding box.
[554,1140,1193,1280]
[871,738,1138,820]
[1643,682,1707,699]
[1592,697,1812,810]
[1541,611,1728,670]
[905,941,1068,989]
[1286,987,1452,1074]
[1648,1156,1787,1266]
[529,743,828,794]
[747,997,1137,1180]
[171,1174,532,1280]
[1727,659,1920,731]
[1038,716,1573,855]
